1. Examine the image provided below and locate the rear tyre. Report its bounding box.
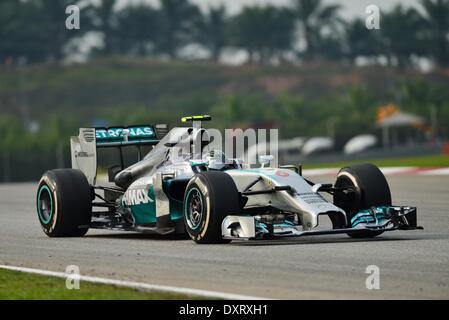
[37,169,92,237]
[183,171,240,244]
[334,164,391,238]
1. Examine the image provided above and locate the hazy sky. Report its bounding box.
[116,0,422,18]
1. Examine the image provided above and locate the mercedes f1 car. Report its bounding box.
[36,116,422,244]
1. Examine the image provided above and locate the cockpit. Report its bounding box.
[114,126,227,189]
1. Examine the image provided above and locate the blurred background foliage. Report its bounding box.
[0,0,449,180]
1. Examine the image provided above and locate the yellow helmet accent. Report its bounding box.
[181,115,212,123]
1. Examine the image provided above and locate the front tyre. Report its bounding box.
[37,169,92,237]
[334,163,392,238]
[183,171,241,244]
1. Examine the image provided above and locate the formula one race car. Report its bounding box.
[36,116,422,244]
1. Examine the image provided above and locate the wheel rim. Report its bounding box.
[185,188,204,230]
[37,185,53,224]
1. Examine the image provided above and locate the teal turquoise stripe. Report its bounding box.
[37,185,53,224]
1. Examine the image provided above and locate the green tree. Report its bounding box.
[38,0,85,61]
[115,5,160,56]
[381,5,426,68]
[398,79,449,136]
[0,0,84,63]
[0,0,34,62]
[196,6,228,62]
[420,0,449,67]
[290,0,341,60]
[230,6,295,64]
[314,34,345,61]
[156,0,201,59]
[343,18,382,64]
[86,0,118,55]
[266,8,296,63]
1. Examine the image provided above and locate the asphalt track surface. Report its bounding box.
[1,175,448,299]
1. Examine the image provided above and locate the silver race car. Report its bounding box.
[36,116,421,244]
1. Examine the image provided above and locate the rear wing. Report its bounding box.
[70,124,168,185]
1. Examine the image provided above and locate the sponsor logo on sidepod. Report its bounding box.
[123,188,153,206]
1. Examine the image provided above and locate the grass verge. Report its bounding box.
[304,154,449,169]
[0,268,201,300]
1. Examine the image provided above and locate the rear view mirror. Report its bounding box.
[259,155,274,167]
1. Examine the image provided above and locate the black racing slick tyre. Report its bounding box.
[183,171,241,244]
[37,169,92,237]
[334,163,392,238]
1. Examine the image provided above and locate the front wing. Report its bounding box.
[222,206,422,240]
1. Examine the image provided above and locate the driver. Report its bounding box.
[206,150,240,171]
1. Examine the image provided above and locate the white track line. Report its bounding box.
[0,265,268,300]
[379,167,418,175]
[418,167,449,176]
[303,167,449,176]
[302,169,338,176]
